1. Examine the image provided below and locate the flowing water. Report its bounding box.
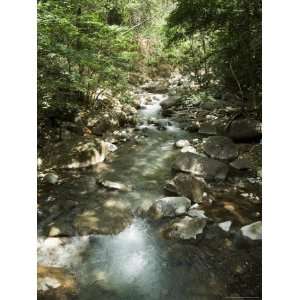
[38,91,261,299]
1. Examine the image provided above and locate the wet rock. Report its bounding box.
[148,196,191,219]
[218,221,232,232]
[173,152,229,181]
[187,207,207,219]
[241,221,262,240]
[162,216,207,239]
[175,139,190,148]
[37,236,89,268]
[37,265,78,298]
[99,180,132,192]
[44,173,59,184]
[160,96,180,109]
[202,136,238,161]
[230,158,252,170]
[106,142,118,152]
[181,145,197,154]
[226,119,262,142]
[164,173,206,203]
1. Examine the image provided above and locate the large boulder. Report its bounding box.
[160,96,180,109]
[161,216,207,240]
[64,140,109,169]
[202,136,238,161]
[164,173,206,203]
[148,196,191,219]
[173,152,229,181]
[226,119,262,142]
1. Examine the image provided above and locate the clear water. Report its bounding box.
[38,92,243,299]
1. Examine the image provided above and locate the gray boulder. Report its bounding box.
[227,119,262,142]
[202,136,238,161]
[173,152,229,181]
[241,221,262,240]
[164,173,206,203]
[160,96,180,109]
[162,216,207,240]
[148,196,191,219]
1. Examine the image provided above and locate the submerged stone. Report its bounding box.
[99,180,132,192]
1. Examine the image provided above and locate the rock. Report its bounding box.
[197,124,218,136]
[187,208,207,219]
[175,139,190,148]
[181,145,197,154]
[164,173,206,203]
[48,226,61,237]
[202,136,238,161]
[241,221,262,240]
[38,157,43,169]
[48,223,75,237]
[173,152,229,181]
[106,142,118,152]
[227,119,262,142]
[162,216,207,239]
[44,173,59,184]
[218,221,232,232]
[64,140,108,169]
[99,180,132,192]
[160,96,180,109]
[37,265,78,298]
[92,116,119,136]
[148,196,191,219]
[230,158,252,170]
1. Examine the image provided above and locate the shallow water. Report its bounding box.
[38,91,261,299]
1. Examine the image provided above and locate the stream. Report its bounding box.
[38,90,261,299]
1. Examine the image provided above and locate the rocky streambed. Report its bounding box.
[38,78,262,300]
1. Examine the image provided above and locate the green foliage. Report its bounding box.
[38,0,139,112]
[166,0,262,107]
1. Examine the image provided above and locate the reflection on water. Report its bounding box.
[78,219,163,299]
[78,218,224,300]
